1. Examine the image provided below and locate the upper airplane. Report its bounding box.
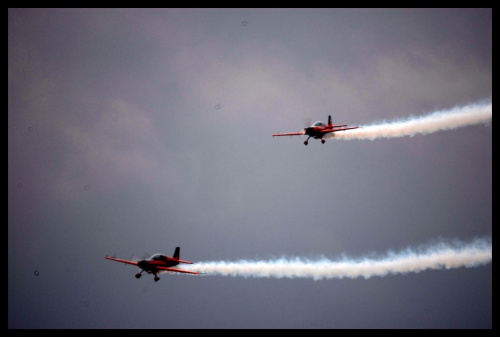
[273,115,359,145]
[105,247,199,282]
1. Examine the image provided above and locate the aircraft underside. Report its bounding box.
[304,134,327,145]
[135,268,161,282]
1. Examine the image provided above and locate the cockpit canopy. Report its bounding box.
[151,254,166,261]
[312,121,325,127]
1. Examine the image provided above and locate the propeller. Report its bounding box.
[129,254,141,262]
[303,117,312,128]
[295,117,311,136]
[128,252,152,263]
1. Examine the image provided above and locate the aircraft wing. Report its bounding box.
[105,255,139,266]
[272,131,305,137]
[156,266,199,275]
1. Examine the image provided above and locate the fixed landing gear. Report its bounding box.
[303,137,326,145]
[135,270,160,282]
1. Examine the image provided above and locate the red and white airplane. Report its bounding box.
[105,247,199,282]
[273,115,359,145]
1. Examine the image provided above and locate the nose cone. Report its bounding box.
[138,260,149,270]
[304,127,313,136]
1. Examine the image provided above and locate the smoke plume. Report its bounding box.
[329,101,492,140]
[185,237,491,280]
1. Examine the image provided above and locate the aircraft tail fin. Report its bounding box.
[173,247,180,259]
[328,115,332,126]
[171,246,194,264]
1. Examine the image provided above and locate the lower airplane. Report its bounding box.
[105,247,199,282]
[273,115,359,145]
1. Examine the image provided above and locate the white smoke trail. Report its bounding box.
[328,101,492,140]
[185,237,491,280]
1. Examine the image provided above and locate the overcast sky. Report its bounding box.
[9,8,491,329]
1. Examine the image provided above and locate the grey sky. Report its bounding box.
[9,8,491,328]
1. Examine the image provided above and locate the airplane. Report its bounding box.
[272,115,359,145]
[105,247,199,282]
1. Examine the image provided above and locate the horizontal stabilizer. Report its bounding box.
[156,266,199,274]
[170,258,194,264]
